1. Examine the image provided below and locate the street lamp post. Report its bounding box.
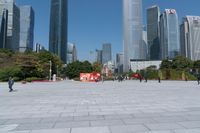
[49,60,52,81]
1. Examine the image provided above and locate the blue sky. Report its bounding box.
[16,0,200,61]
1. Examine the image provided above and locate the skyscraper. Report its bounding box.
[0,0,20,51]
[95,49,102,64]
[19,6,34,52]
[67,43,77,64]
[123,0,144,72]
[0,9,8,48]
[116,53,123,73]
[49,0,67,63]
[180,16,200,61]
[160,9,180,60]
[147,5,160,60]
[102,43,112,64]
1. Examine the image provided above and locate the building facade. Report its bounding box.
[95,49,102,64]
[147,5,160,60]
[19,6,34,52]
[123,0,144,72]
[0,0,20,51]
[36,43,45,53]
[116,53,123,73]
[49,0,67,63]
[160,9,180,60]
[102,43,112,64]
[180,16,200,61]
[0,8,8,48]
[67,43,77,64]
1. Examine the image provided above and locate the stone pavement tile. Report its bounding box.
[7,131,31,133]
[184,115,200,121]
[178,121,200,128]
[133,113,161,118]
[57,117,74,122]
[73,115,104,121]
[14,123,54,131]
[152,116,187,123]
[90,120,124,127]
[104,114,133,120]
[0,119,7,125]
[109,124,149,133]
[174,128,200,133]
[39,117,58,123]
[4,118,41,125]
[142,131,173,133]
[30,128,70,133]
[54,121,90,128]
[0,124,18,132]
[187,111,200,115]
[123,118,157,125]
[145,123,184,130]
[71,126,111,133]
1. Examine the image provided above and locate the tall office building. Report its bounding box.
[0,8,8,48]
[49,0,67,63]
[95,49,102,64]
[36,43,45,53]
[160,9,180,60]
[19,6,34,52]
[123,0,144,72]
[0,0,20,51]
[116,53,123,73]
[147,5,160,60]
[67,43,77,64]
[180,16,200,61]
[102,43,112,64]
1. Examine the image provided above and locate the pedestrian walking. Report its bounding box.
[8,76,14,92]
[158,76,161,83]
[197,75,200,85]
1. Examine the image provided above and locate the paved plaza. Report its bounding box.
[0,80,200,133]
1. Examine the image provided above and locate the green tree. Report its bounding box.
[65,61,93,79]
[160,59,172,69]
[171,56,193,70]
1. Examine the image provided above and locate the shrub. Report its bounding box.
[0,67,22,81]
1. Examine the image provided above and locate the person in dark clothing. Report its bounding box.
[139,74,142,83]
[144,71,148,82]
[8,76,14,92]
[158,76,161,83]
[197,75,200,85]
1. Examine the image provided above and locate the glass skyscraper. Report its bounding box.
[147,5,160,60]
[95,49,102,64]
[67,43,77,64]
[180,16,200,61]
[123,0,144,72]
[0,0,20,51]
[102,43,112,65]
[160,9,180,60]
[19,6,34,52]
[0,8,8,48]
[49,0,67,63]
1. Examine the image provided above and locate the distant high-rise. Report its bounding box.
[95,49,102,64]
[147,5,160,60]
[36,43,45,53]
[19,6,34,52]
[0,0,20,51]
[102,43,112,64]
[0,9,8,48]
[49,0,67,63]
[67,43,77,64]
[180,16,200,61]
[160,9,180,60]
[116,53,123,73]
[123,0,144,72]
